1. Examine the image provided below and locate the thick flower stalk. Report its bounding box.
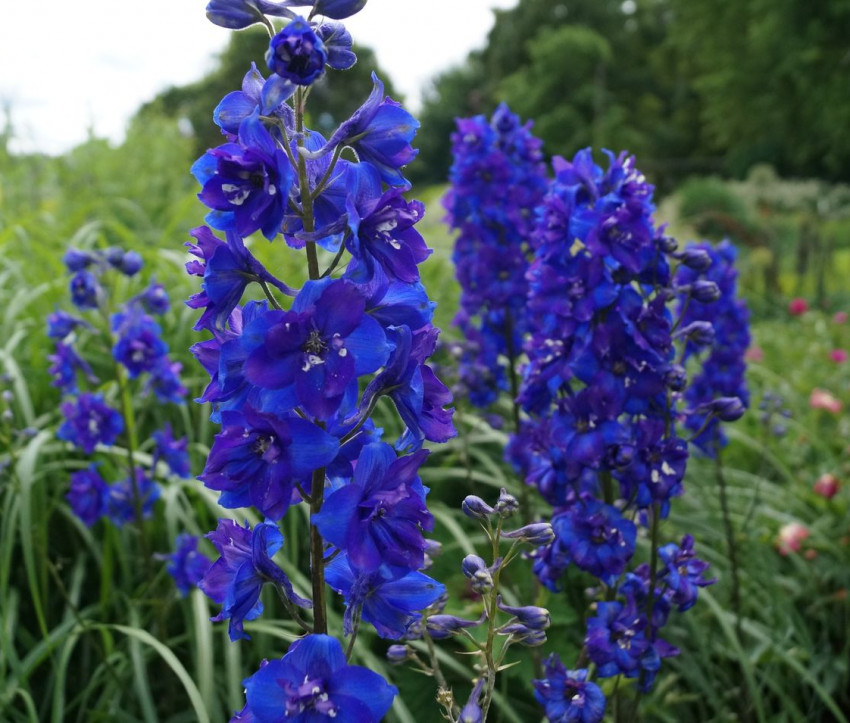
[187,2,455,719]
[505,149,722,713]
[444,104,547,409]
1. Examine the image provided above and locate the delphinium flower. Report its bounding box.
[187,3,454,720]
[507,148,726,711]
[534,655,605,723]
[237,634,397,722]
[157,533,214,597]
[675,239,750,454]
[443,104,547,413]
[50,246,190,536]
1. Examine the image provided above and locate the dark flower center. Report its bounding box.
[303,329,327,356]
[251,434,273,456]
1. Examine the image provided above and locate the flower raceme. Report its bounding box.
[187,3,454,719]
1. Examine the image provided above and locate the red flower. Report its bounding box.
[789,298,809,316]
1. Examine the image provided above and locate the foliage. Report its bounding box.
[414,0,850,187]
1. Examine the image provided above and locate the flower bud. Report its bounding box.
[426,613,484,639]
[657,235,678,254]
[495,487,519,517]
[676,320,715,347]
[497,596,550,630]
[422,538,442,570]
[267,17,327,86]
[664,364,687,392]
[690,280,721,303]
[313,0,368,19]
[704,396,746,421]
[813,473,840,500]
[462,554,493,593]
[458,678,484,723]
[386,644,411,664]
[316,21,356,70]
[462,495,495,519]
[497,622,547,646]
[63,248,94,272]
[2,390,13,403]
[677,247,712,271]
[605,442,635,470]
[501,522,555,546]
[117,251,144,276]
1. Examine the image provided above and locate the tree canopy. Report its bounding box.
[412,0,850,187]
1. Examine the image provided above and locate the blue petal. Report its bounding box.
[214,91,256,134]
[260,74,296,115]
[347,314,390,375]
[288,418,339,474]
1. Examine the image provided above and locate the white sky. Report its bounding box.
[0,0,518,155]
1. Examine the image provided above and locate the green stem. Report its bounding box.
[480,518,504,720]
[295,87,320,281]
[309,466,328,634]
[259,280,284,310]
[345,607,361,660]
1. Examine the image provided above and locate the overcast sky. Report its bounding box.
[0,0,518,155]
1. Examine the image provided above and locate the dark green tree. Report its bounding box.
[667,0,850,181]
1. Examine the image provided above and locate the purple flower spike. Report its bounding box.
[267,17,327,86]
[533,655,605,723]
[200,519,311,641]
[240,634,397,722]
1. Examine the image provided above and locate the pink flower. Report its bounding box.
[809,388,843,414]
[831,349,848,363]
[777,522,810,555]
[789,298,809,316]
[834,311,848,324]
[745,346,764,362]
[813,473,840,499]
